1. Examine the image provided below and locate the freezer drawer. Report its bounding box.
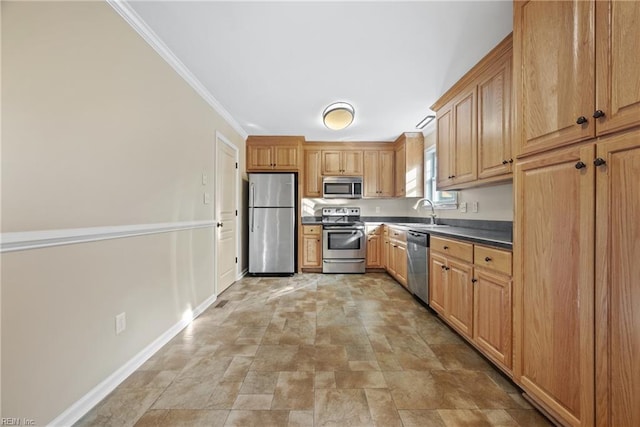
[249,207,295,274]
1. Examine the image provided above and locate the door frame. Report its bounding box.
[214,130,240,295]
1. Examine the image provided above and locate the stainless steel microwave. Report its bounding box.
[322,176,363,199]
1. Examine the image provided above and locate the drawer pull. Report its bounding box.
[484,256,492,262]
[443,245,449,250]
[471,278,478,283]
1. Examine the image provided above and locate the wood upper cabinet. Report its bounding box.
[394,133,424,197]
[433,34,512,190]
[451,88,478,186]
[595,129,640,427]
[301,225,322,268]
[514,0,640,157]
[478,55,513,178]
[246,136,302,171]
[321,150,363,175]
[595,1,640,137]
[513,143,596,426]
[303,149,322,197]
[364,150,394,198]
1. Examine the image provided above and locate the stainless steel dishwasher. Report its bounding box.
[407,230,429,304]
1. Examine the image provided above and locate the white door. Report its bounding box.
[216,133,238,294]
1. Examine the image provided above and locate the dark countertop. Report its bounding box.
[302,216,512,249]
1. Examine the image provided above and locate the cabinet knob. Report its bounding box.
[575,161,586,170]
[576,116,588,125]
[593,110,605,119]
[445,267,450,271]
[443,246,449,250]
[441,265,446,270]
[594,157,606,167]
[502,160,508,165]
[471,278,478,283]
[508,158,514,163]
[484,256,492,262]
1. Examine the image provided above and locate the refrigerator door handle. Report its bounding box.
[250,183,255,232]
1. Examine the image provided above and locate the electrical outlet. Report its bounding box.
[202,172,208,185]
[472,201,479,213]
[115,312,126,335]
[203,192,211,204]
[460,202,467,213]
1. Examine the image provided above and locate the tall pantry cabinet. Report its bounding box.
[512,1,640,426]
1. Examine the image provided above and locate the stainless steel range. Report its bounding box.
[322,207,366,273]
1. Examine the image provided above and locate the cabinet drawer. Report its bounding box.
[303,225,321,235]
[431,236,473,262]
[366,224,382,235]
[474,245,512,276]
[388,228,406,242]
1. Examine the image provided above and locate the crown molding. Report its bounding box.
[106,0,248,140]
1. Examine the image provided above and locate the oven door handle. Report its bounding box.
[323,259,366,263]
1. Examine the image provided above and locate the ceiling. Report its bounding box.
[127,1,513,142]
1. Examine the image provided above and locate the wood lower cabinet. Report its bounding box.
[366,225,383,268]
[363,150,394,197]
[386,226,407,287]
[301,225,322,269]
[473,267,512,371]
[429,236,475,340]
[595,130,640,427]
[514,143,596,426]
[382,228,390,270]
[431,236,513,373]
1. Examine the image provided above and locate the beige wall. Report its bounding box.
[1,1,245,423]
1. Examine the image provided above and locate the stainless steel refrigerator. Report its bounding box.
[248,173,296,274]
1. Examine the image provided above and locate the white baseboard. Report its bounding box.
[236,268,248,281]
[48,292,218,427]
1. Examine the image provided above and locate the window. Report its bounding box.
[424,147,458,208]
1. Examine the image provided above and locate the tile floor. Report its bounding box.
[76,273,551,426]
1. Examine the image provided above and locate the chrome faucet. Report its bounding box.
[413,198,437,225]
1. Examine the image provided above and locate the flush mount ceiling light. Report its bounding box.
[416,114,436,129]
[323,102,355,130]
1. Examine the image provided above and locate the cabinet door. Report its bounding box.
[273,145,299,170]
[452,88,477,185]
[446,259,474,339]
[514,0,595,156]
[383,236,390,270]
[247,145,273,170]
[366,234,381,268]
[473,269,512,371]
[395,243,408,287]
[378,150,395,197]
[429,253,447,315]
[394,144,406,196]
[304,150,322,197]
[302,235,322,268]
[595,130,640,426]
[363,151,380,197]
[595,1,640,136]
[436,107,454,188]
[478,57,512,179]
[321,151,342,175]
[342,151,363,175]
[514,143,595,426]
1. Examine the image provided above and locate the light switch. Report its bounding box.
[472,201,479,213]
[202,172,208,185]
[203,192,211,204]
[460,202,467,213]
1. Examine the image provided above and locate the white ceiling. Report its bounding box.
[128,1,513,142]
